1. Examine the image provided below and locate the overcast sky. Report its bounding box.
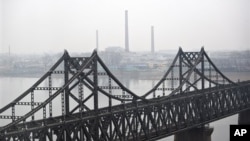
[0,0,249,54]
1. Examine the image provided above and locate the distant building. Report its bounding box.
[105,46,124,52]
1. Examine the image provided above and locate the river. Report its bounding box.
[0,71,249,141]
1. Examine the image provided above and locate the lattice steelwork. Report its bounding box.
[0,48,249,141]
[142,48,234,100]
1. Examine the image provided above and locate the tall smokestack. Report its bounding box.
[96,30,99,51]
[125,10,129,52]
[151,26,155,53]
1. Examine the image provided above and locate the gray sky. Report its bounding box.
[0,0,249,54]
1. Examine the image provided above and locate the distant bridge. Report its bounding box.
[0,48,249,141]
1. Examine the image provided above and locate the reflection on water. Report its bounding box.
[0,71,249,141]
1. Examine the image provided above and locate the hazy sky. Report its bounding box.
[0,0,249,54]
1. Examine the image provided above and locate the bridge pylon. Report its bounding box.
[174,126,213,141]
[239,109,250,125]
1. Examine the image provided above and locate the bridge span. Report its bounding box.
[0,48,250,141]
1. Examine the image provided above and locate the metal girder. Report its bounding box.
[0,48,249,141]
[1,82,250,141]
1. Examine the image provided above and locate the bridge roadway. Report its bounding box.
[2,81,250,140]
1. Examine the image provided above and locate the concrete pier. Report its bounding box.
[174,126,214,141]
[238,109,250,125]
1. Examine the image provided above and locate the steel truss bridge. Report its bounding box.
[0,48,250,141]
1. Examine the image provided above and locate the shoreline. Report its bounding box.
[0,70,249,81]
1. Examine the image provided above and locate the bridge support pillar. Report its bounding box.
[238,109,250,125]
[174,126,213,141]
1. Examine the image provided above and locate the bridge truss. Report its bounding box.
[0,48,250,141]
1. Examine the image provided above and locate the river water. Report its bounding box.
[0,71,249,141]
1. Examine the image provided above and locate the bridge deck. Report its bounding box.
[2,81,250,140]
